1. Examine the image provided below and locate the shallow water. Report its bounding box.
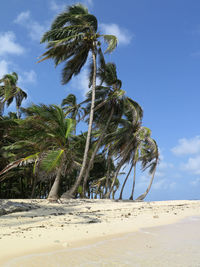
[4,216,200,267]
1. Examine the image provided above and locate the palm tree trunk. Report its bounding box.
[16,106,20,119]
[135,162,157,201]
[105,143,133,199]
[61,46,97,199]
[47,166,62,201]
[112,189,117,200]
[129,164,136,200]
[31,175,37,198]
[119,163,134,200]
[104,149,112,196]
[82,107,114,196]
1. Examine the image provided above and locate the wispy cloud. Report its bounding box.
[100,23,133,45]
[18,70,37,86]
[0,60,9,77]
[136,174,176,191]
[14,10,30,24]
[70,68,89,96]
[181,155,200,175]
[152,179,168,190]
[50,0,66,12]
[83,0,93,7]
[49,0,93,13]
[155,149,173,178]
[0,32,24,56]
[171,136,200,156]
[14,11,47,41]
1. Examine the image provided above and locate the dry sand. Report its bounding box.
[0,199,200,266]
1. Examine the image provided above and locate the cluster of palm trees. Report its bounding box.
[0,3,159,201]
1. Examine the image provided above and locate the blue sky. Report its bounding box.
[1,0,200,201]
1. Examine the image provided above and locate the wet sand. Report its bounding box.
[3,216,200,267]
[1,199,200,266]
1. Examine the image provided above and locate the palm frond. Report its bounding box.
[40,149,64,172]
[103,35,118,53]
[61,46,89,84]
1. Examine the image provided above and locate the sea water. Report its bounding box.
[3,216,200,267]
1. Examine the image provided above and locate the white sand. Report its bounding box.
[0,199,200,265]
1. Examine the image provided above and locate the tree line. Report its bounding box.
[0,4,159,201]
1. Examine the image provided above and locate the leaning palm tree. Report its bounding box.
[0,104,74,201]
[39,3,117,198]
[135,137,159,201]
[0,72,27,118]
[103,96,143,199]
[81,63,125,196]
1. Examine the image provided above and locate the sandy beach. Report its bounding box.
[1,199,200,266]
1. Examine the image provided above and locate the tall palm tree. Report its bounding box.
[39,4,117,198]
[81,63,125,196]
[0,72,27,118]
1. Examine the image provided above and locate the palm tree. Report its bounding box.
[135,137,159,201]
[119,163,134,200]
[39,4,117,198]
[0,72,27,118]
[61,94,85,133]
[0,104,74,201]
[118,126,156,200]
[104,100,143,199]
[81,63,125,196]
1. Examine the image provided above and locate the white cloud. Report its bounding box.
[14,10,30,24]
[83,0,93,6]
[136,174,149,189]
[50,0,66,12]
[18,70,37,86]
[171,136,200,156]
[0,60,9,77]
[152,179,167,190]
[181,155,200,175]
[155,149,173,178]
[0,32,24,56]
[49,0,93,13]
[155,171,165,177]
[14,11,46,41]
[152,179,176,190]
[70,68,89,96]
[100,23,133,45]
[137,175,176,191]
[158,161,174,170]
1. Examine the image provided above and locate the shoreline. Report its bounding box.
[1,199,200,265]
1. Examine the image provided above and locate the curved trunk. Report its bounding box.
[47,165,62,201]
[112,188,117,200]
[135,162,157,201]
[119,163,134,200]
[61,47,97,199]
[105,143,133,199]
[129,164,136,200]
[82,107,114,196]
